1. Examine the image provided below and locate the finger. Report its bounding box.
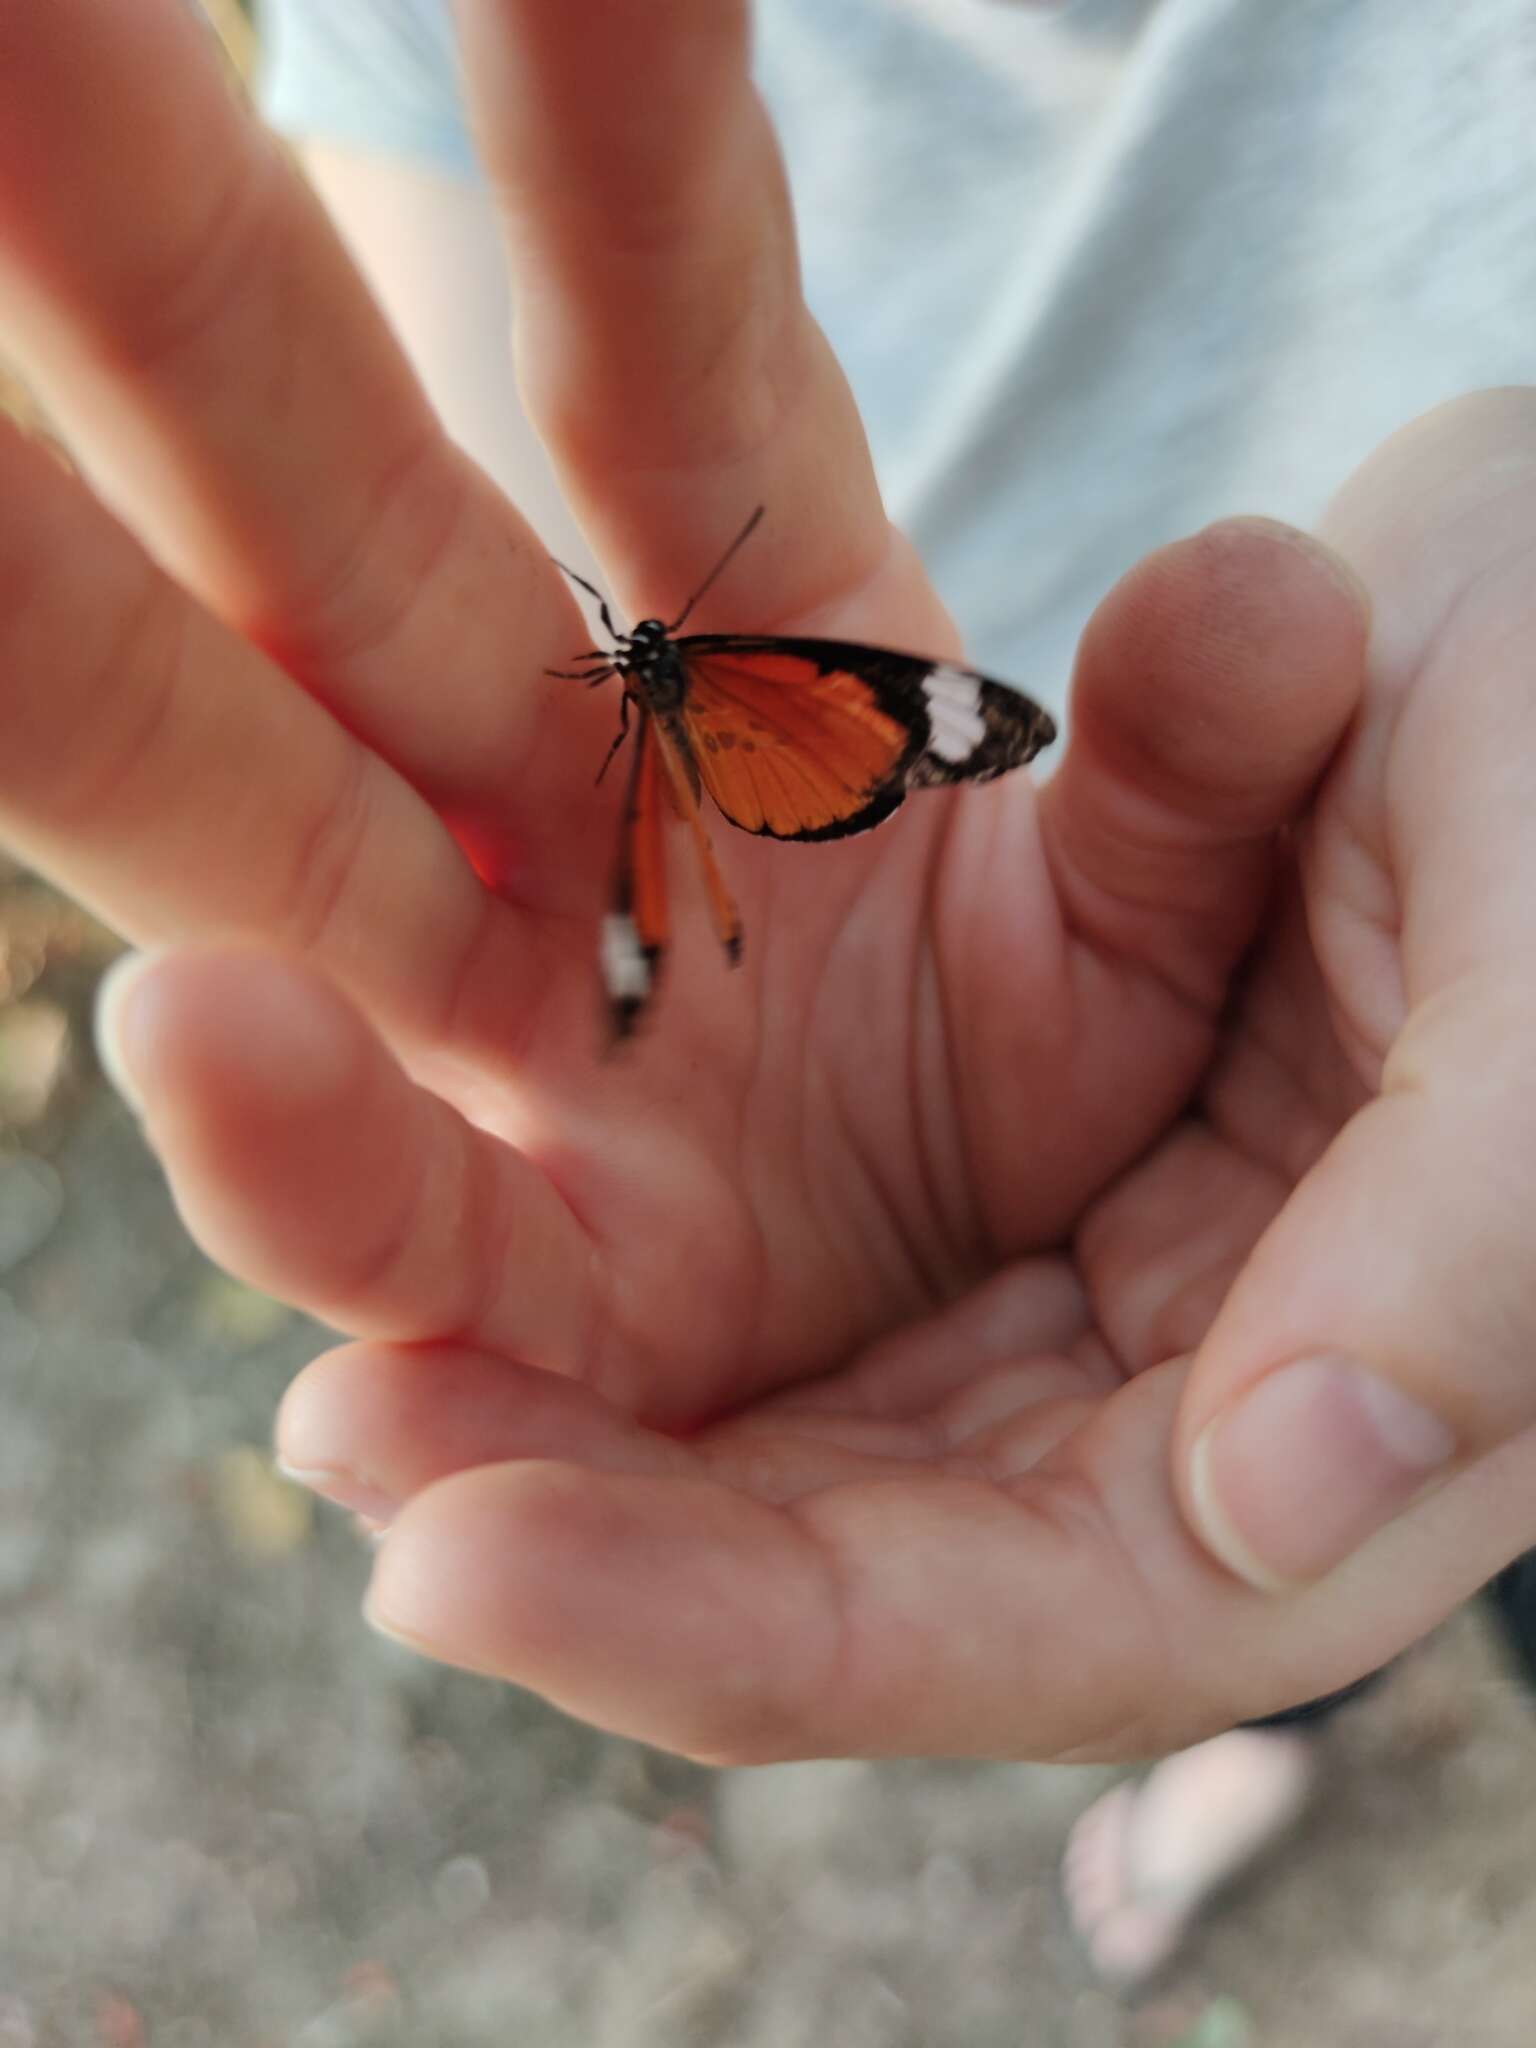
[765,1258,1094,1420]
[277,1344,695,1526]
[365,1461,849,1761]
[457,0,954,651]
[98,945,595,1369]
[1177,394,1536,1590]
[0,0,611,882]
[1076,1123,1292,1376]
[275,1340,936,1526]
[358,1372,1278,1762]
[1039,518,1369,1009]
[0,414,535,1052]
[361,1361,1536,1762]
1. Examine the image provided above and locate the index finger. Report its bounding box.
[459,0,958,653]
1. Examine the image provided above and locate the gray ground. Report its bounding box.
[2,886,1535,2047]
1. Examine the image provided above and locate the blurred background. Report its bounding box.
[2,5,1536,2044]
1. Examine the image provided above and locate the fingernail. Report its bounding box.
[1187,1356,1456,1592]
[94,948,170,1115]
[363,1592,431,1653]
[362,1551,441,1654]
[276,1459,400,1530]
[1217,518,1373,621]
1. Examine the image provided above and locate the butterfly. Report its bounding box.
[549,509,1057,1037]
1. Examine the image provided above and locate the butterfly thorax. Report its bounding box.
[614,619,689,716]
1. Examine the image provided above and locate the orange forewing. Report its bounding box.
[680,650,912,836]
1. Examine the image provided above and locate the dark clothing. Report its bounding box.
[1249,1559,1536,1730]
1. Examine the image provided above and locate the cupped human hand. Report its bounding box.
[316,388,1536,1766]
[7,2,1530,1763]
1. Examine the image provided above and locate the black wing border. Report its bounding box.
[674,633,1057,840]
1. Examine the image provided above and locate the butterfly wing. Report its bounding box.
[604,706,744,1039]
[603,713,670,1037]
[648,714,745,966]
[673,636,1055,841]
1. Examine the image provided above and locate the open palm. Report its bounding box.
[6,0,1536,1762]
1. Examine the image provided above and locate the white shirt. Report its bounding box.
[260,0,1536,709]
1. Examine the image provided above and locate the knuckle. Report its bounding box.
[100,140,286,381]
[41,573,188,831]
[266,432,467,681]
[277,744,377,959]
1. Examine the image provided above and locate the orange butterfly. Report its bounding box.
[551,510,1057,1036]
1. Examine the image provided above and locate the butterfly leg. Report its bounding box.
[594,690,633,787]
[649,722,744,969]
[544,660,616,681]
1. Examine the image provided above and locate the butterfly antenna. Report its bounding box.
[667,505,765,631]
[552,557,620,640]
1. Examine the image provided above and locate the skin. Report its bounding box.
[4,0,1536,1764]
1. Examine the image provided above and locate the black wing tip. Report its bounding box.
[600,914,663,1048]
[604,967,659,1048]
[910,677,1058,788]
[972,675,1057,756]
[605,996,645,1047]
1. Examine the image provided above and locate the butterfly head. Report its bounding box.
[620,617,670,664]
[546,615,673,693]
[612,621,688,714]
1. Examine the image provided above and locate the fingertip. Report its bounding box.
[276,1340,684,1528]
[1183,1356,1457,1593]
[273,1342,410,1524]
[1075,518,1368,796]
[277,1456,401,1531]
[1040,512,1372,998]
[94,944,170,1114]
[89,943,428,1327]
[362,1460,606,1683]
[363,1462,825,1757]
[1205,517,1373,629]
[1185,1420,1294,1596]
[95,941,361,1124]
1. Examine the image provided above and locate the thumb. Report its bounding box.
[1176,391,1536,1594]
[1176,973,1536,1592]
[1038,517,1369,1010]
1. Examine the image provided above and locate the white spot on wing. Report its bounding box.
[601,913,651,1002]
[922,666,987,763]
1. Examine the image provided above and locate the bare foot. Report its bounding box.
[1060,1727,1317,1991]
